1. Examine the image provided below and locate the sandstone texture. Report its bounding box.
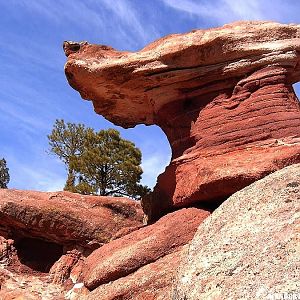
[0,189,144,298]
[0,236,14,266]
[83,207,210,295]
[173,164,300,300]
[86,249,183,300]
[64,21,300,221]
[49,249,83,284]
[0,189,143,250]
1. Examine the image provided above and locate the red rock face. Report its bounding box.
[83,207,210,293]
[0,189,143,250]
[64,21,300,220]
[0,189,144,298]
[49,249,83,284]
[0,236,14,266]
[86,249,183,300]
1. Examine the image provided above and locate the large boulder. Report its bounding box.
[173,164,300,300]
[64,21,300,221]
[83,207,210,295]
[86,249,183,300]
[0,189,143,250]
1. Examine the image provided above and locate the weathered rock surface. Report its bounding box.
[173,164,300,300]
[83,207,210,293]
[0,189,143,250]
[64,21,300,221]
[0,190,144,298]
[0,236,14,266]
[87,248,183,300]
[0,267,66,300]
[49,249,83,284]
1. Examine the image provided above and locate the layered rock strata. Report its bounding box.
[86,249,183,300]
[173,163,300,299]
[64,21,300,221]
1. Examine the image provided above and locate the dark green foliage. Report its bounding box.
[0,158,10,188]
[47,119,93,191]
[48,120,150,199]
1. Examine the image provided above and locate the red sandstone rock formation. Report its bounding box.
[86,249,183,300]
[0,189,143,294]
[0,189,143,292]
[49,249,83,284]
[0,236,14,266]
[64,21,300,221]
[173,163,300,300]
[0,189,143,250]
[83,207,210,296]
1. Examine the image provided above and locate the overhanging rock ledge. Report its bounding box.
[64,21,300,221]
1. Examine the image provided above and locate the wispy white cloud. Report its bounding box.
[0,101,48,134]
[160,0,294,25]
[6,0,158,49]
[99,0,158,45]
[141,153,171,188]
[13,0,105,30]
[4,151,66,192]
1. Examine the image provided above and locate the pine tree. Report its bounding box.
[47,119,93,191]
[48,120,150,199]
[0,158,10,189]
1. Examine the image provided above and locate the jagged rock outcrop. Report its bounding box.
[49,249,84,284]
[0,189,143,251]
[0,189,143,295]
[0,236,14,266]
[83,207,210,298]
[64,21,300,221]
[173,164,300,300]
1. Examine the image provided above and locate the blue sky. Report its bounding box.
[1,0,300,191]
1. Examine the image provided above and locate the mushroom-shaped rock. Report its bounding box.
[64,21,300,221]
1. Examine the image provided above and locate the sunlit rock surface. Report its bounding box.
[173,164,300,300]
[64,21,300,221]
[0,189,143,249]
[83,207,210,298]
[0,189,144,298]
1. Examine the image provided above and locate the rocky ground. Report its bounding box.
[0,267,65,300]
